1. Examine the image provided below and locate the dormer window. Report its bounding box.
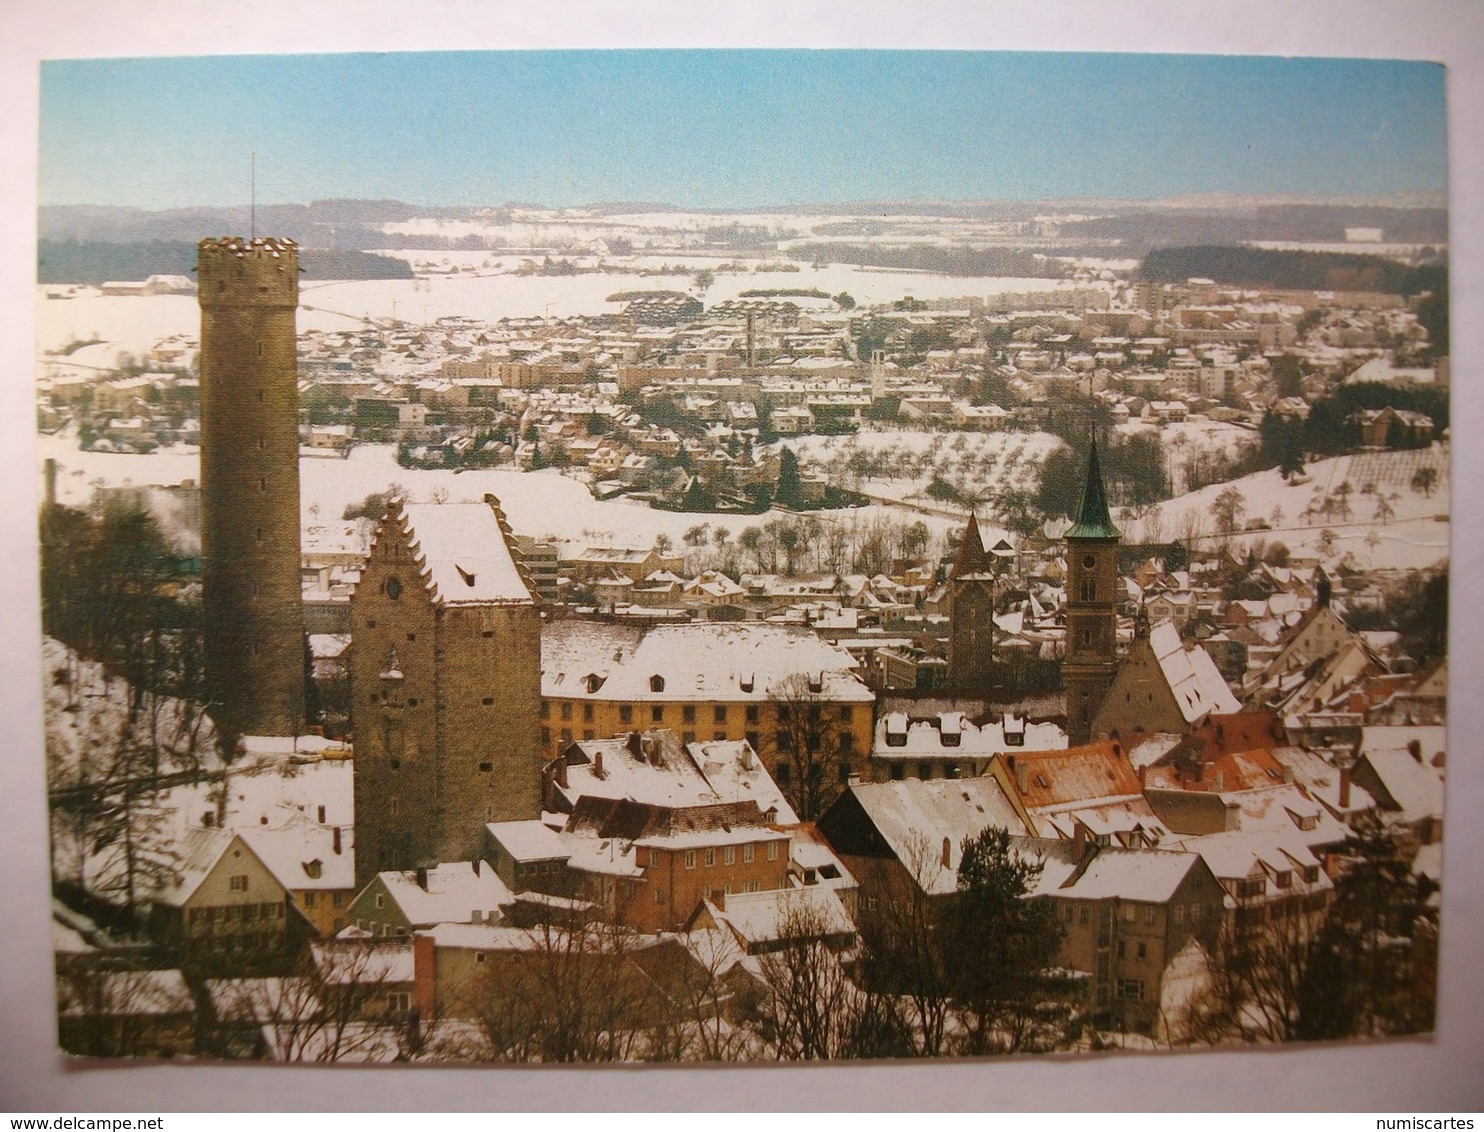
[649,674,665,693]
[584,673,606,694]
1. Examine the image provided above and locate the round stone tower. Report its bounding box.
[197,236,305,743]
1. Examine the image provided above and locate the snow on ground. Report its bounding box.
[35,432,949,553]
[784,428,1063,511]
[1120,443,1450,572]
[36,265,1096,368]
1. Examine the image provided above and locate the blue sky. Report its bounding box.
[39,50,1447,209]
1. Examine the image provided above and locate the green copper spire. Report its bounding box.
[1066,435,1120,540]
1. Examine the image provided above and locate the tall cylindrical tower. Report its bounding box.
[197,236,305,742]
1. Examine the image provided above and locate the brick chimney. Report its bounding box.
[417,866,429,891]
[594,750,605,779]
[332,826,342,855]
[1339,766,1352,809]
[413,932,437,1024]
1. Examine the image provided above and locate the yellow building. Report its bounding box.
[541,620,875,817]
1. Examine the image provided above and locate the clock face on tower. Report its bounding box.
[1083,554,1096,568]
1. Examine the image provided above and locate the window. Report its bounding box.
[1079,578,1096,601]
[479,762,492,773]
[1137,942,1147,960]
[775,730,794,753]
[682,705,696,723]
[583,703,594,722]
[704,849,716,867]
[332,892,344,908]
[230,875,248,892]
[1116,940,1125,959]
[743,844,755,864]
[390,992,411,1013]
[652,886,664,905]
[746,731,761,750]
[476,952,487,964]
[559,729,571,745]
[839,732,855,755]
[1174,905,1185,925]
[560,702,572,721]
[1143,905,1156,926]
[714,706,727,723]
[745,706,759,724]
[375,893,385,909]
[724,846,735,866]
[540,728,550,746]
[619,704,633,724]
[1190,902,1202,923]
[1079,906,1089,926]
[650,675,665,693]
[540,701,550,719]
[767,841,779,861]
[682,731,695,745]
[1118,979,1145,1001]
[651,706,664,723]
[1123,904,1136,923]
[774,762,791,784]
[684,850,697,870]
[304,892,316,908]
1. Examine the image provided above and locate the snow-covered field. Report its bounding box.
[784,428,1063,510]
[36,268,1105,369]
[1120,444,1450,572]
[35,432,961,553]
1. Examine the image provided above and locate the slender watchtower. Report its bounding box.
[1063,437,1120,745]
[197,236,305,744]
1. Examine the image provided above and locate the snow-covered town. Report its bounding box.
[37,195,1448,1064]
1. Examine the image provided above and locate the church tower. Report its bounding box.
[1063,437,1121,744]
[948,512,1016,692]
[196,236,306,744]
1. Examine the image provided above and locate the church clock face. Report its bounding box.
[1082,554,1096,569]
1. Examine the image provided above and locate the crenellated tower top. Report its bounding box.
[196,236,300,307]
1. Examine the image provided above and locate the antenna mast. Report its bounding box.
[250,152,256,240]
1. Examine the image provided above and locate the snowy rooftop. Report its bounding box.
[1053,847,1202,903]
[553,731,797,822]
[376,860,513,926]
[240,819,355,892]
[710,886,854,946]
[486,819,571,863]
[845,777,1029,896]
[1150,621,1241,723]
[59,969,194,1018]
[542,620,873,703]
[378,497,535,606]
[874,712,1065,759]
[310,940,415,986]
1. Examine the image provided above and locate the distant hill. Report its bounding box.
[1138,246,1446,295]
[37,239,414,284]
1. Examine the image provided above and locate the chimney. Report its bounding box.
[413,932,437,1025]
[332,826,342,855]
[416,866,429,891]
[941,837,952,870]
[1339,766,1352,809]
[1138,764,1147,788]
[472,859,481,876]
[1223,801,1240,832]
[555,757,569,789]
[594,750,605,779]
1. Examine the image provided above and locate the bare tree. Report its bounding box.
[466,918,655,1062]
[765,673,849,821]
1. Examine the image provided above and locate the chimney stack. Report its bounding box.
[1339,765,1352,809]
[332,826,342,855]
[594,750,605,779]
[416,866,429,891]
[941,837,952,870]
